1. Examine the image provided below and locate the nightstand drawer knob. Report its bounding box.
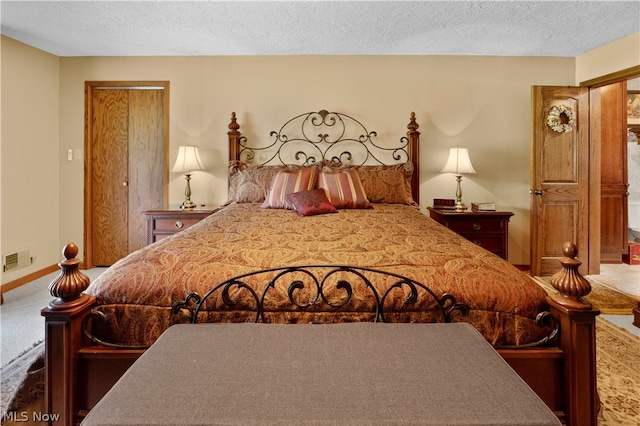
[175,221,184,229]
[473,223,482,231]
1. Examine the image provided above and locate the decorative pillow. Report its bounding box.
[261,166,319,209]
[287,189,338,217]
[356,163,417,206]
[227,161,285,203]
[318,167,371,209]
[320,161,416,206]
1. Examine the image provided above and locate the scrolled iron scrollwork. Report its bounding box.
[172,265,466,325]
[171,292,202,316]
[186,279,263,324]
[494,311,560,349]
[268,267,321,310]
[379,279,463,323]
[237,110,409,167]
[438,293,470,319]
[318,266,376,311]
[79,265,559,351]
[81,309,151,350]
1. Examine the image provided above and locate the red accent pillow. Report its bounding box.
[318,168,371,209]
[287,189,338,217]
[261,166,318,209]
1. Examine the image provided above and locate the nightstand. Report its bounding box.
[143,206,220,244]
[427,207,514,260]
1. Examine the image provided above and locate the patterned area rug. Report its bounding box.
[1,341,44,424]
[596,317,640,425]
[1,320,637,425]
[533,275,640,314]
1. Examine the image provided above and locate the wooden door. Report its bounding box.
[596,81,628,263]
[90,89,130,265]
[86,83,168,267]
[530,86,590,276]
[127,90,166,254]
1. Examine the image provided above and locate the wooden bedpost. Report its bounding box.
[547,242,599,426]
[41,243,96,426]
[406,112,420,204]
[228,111,241,162]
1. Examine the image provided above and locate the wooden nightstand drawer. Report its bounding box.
[154,217,203,232]
[427,207,513,260]
[144,206,219,245]
[447,219,505,234]
[462,236,505,253]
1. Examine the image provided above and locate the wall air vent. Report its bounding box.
[3,249,32,272]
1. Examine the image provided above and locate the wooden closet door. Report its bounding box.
[91,89,130,265]
[87,84,168,267]
[127,90,165,253]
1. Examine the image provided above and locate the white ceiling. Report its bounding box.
[1,1,638,57]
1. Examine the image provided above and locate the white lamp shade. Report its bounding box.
[441,147,476,175]
[172,145,204,173]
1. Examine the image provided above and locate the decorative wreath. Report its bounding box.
[546,104,576,133]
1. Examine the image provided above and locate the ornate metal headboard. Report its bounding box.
[227,110,421,203]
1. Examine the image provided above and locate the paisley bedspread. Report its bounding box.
[86,204,549,347]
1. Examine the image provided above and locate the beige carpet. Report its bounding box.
[533,275,640,314]
[1,319,638,425]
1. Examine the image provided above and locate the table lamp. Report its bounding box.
[441,147,476,212]
[172,145,204,210]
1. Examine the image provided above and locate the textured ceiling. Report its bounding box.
[1,1,639,57]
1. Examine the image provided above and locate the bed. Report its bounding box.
[42,110,599,426]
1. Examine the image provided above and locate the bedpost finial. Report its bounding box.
[48,242,91,310]
[228,112,240,135]
[562,241,577,258]
[407,112,419,133]
[549,242,593,310]
[63,242,79,261]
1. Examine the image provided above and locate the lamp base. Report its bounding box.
[454,175,467,211]
[180,200,197,210]
[180,172,196,210]
[454,202,467,212]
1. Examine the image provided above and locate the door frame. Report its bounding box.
[84,81,170,268]
[580,66,640,273]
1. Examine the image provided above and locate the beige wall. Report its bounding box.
[57,54,576,265]
[1,37,60,284]
[3,32,635,285]
[575,32,640,84]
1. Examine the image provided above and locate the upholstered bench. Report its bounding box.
[81,323,560,426]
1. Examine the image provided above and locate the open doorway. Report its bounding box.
[530,67,640,275]
[575,67,640,273]
[624,78,640,257]
[598,77,640,265]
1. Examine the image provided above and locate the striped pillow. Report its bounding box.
[261,166,318,209]
[318,168,371,209]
